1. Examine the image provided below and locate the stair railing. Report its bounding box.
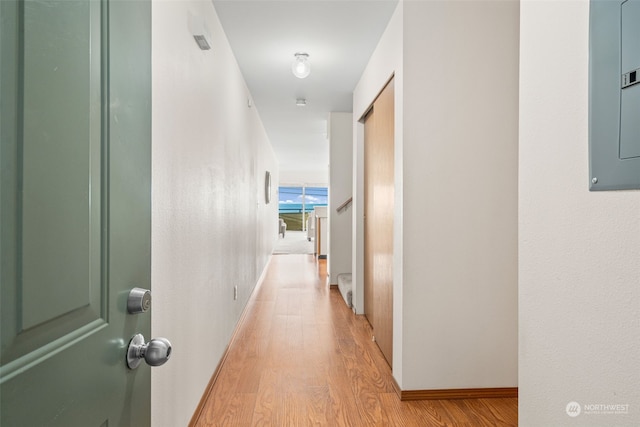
[335,196,353,213]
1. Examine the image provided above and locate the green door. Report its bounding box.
[1,0,152,425]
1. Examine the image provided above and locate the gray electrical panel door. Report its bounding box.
[590,0,640,190]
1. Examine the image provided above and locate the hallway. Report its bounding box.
[192,255,517,426]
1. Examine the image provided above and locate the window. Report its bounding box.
[278,186,327,231]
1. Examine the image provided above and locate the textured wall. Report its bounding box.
[352,0,404,382]
[399,0,519,391]
[354,0,518,390]
[519,1,640,425]
[151,1,278,425]
[279,169,328,186]
[329,112,353,285]
[401,0,519,391]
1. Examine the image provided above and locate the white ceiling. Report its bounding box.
[212,0,398,175]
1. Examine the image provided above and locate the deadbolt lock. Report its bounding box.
[127,287,151,314]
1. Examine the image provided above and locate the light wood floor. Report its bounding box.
[193,254,517,426]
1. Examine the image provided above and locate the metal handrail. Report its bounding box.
[336,197,353,213]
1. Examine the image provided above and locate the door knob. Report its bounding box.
[126,334,172,369]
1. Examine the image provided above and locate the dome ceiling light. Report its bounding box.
[292,53,311,79]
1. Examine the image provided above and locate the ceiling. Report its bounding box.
[212,0,398,178]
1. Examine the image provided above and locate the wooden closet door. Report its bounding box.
[363,77,394,366]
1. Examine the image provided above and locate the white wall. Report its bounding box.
[401,0,518,391]
[151,1,278,425]
[279,169,328,186]
[353,1,404,383]
[519,1,640,425]
[328,112,353,284]
[354,0,518,391]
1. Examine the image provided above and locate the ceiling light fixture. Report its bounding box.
[296,98,307,107]
[292,53,311,79]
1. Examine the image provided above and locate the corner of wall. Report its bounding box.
[329,112,354,285]
[352,0,404,386]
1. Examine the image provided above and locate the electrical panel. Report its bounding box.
[589,0,640,190]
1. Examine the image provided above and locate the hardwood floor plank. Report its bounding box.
[203,393,257,427]
[325,365,362,426]
[397,400,451,427]
[250,369,280,426]
[192,255,517,427]
[303,386,330,426]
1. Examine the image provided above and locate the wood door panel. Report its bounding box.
[363,78,394,367]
